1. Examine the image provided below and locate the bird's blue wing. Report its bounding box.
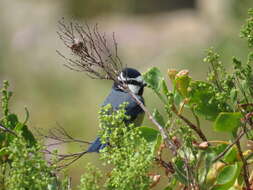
[102,89,144,121]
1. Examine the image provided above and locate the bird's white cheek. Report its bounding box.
[128,84,140,94]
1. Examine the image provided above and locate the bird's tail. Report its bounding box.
[86,137,107,153]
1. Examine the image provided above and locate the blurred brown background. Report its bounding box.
[0,0,252,189]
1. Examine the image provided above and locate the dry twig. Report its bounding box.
[57,18,123,81]
[36,125,91,168]
[36,125,90,147]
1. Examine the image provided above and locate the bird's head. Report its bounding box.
[115,68,146,95]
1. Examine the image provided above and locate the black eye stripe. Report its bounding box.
[126,80,143,85]
[119,80,142,86]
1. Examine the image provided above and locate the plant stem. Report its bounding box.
[172,105,208,142]
[0,125,17,136]
[129,92,178,155]
[212,130,245,163]
[235,139,250,189]
[191,108,200,129]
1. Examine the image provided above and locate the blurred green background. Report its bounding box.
[0,0,252,189]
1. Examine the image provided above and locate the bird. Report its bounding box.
[86,67,147,153]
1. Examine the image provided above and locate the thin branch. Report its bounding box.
[172,105,208,142]
[35,124,93,169]
[0,125,17,136]
[128,90,178,156]
[212,130,245,163]
[155,143,175,175]
[239,103,253,109]
[191,108,200,129]
[57,18,123,81]
[236,114,251,189]
[43,149,88,169]
[235,137,250,189]
[155,157,175,174]
[36,126,91,147]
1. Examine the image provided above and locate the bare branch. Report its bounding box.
[36,125,91,169]
[43,149,88,169]
[35,125,91,147]
[57,18,123,81]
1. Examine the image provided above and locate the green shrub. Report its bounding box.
[1,7,253,190]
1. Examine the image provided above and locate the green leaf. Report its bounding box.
[14,122,24,131]
[137,127,161,154]
[212,162,242,190]
[161,79,169,96]
[174,70,191,97]
[138,127,159,143]
[0,147,8,157]
[188,81,222,121]
[143,67,163,91]
[21,125,36,146]
[213,144,228,155]
[6,114,19,129]
[23,107,30,125]
[223,146,238,164]
[199,151,216,186]
[0,133,5,145]
[174,158,188,184]
[173,91,184,107]
[152,109,165,127]
[47,179,58,190]
[213,112,242,133]
[163,177,177,190]
[230,89,238,105]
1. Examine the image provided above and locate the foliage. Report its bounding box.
[4,135,55,190]
[0,81,61,190]
[0,81,36,150]
[79,164,102,190]
[100,104,156,190]
[1,7,253,190]
[241,8,253,47]
[80,104,157,190]
[80,9,253,189]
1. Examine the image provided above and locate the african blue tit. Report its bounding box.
[86,68,147,153]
